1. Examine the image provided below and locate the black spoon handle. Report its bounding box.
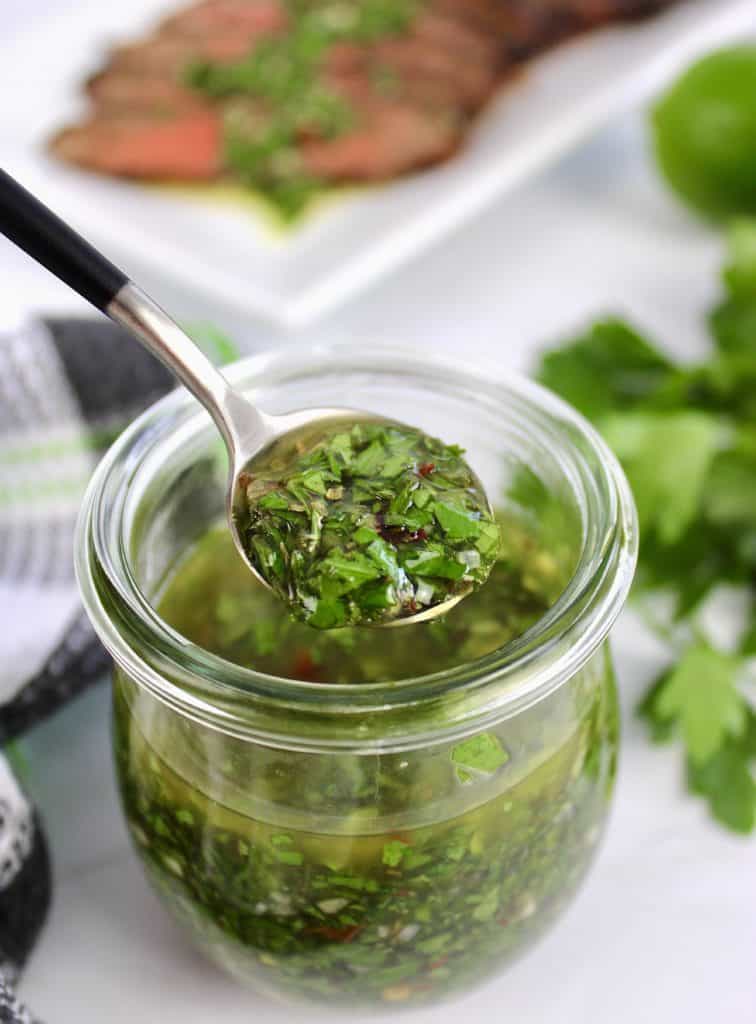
[0,168,128,311]
[0,168,253,453]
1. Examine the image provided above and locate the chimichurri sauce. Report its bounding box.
[114,518,618,1007]
[236,420,499,630]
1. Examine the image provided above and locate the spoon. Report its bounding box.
[0,169,491,625]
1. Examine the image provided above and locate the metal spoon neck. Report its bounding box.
[220,388,275,465]
[107,281,269,460]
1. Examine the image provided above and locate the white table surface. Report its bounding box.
[3,4,756,1021]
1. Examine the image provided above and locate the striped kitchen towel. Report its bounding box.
[0,316,236,1022]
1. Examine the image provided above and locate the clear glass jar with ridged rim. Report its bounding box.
[75,343,637,1009]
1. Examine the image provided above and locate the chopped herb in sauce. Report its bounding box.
[236,420,499,628]
[114,509,617,1006]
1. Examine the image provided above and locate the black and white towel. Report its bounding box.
[0,317,235,1022]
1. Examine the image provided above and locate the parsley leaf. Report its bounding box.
[705,449,756,526]
[687,722,756,834]
[709,297,756,356]
[403,549,466,580]
[319,552,382,592]
[721,219,756,300]
[434,500,482,540]
[652,644,746,763]
[451,734,509,784]
[534,221,756,832]
[382,840,409,867]
[351,439,387,477]
[636,670,678,744]
[537,319,674,421]
[602,412,721,544]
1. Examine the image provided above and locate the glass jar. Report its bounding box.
[75,343,637,1010]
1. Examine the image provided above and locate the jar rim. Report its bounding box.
[75,342,637,748]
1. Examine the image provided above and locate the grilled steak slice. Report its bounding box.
[86,62,482,120]
[546,0,678,19]
[49,97,462,185]
[325,67,486,116]
[104,33,262,77]
[432,0,679,59]
[86,71,206,113]
[158,0,287,38]
[410,8,502,65]
[302,104,462,180]
[50,112,223,180]
[326,38,497,111]
[430,0,527,40]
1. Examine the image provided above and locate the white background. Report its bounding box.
[3,2,756,1022]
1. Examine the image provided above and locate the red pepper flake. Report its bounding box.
[497,917,510,927]
[429,956,449,970]
[310,924,362,943]
[376,514,428,545]
[291,650,321,682]
[397,888,410,898]
[395,529,427,544]
[418,462,436,477]
[387,831,413,844]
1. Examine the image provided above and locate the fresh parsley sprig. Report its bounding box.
[535,221,756,833]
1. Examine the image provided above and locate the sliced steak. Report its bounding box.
[50,97,460,185]
[302,104,462,181]
[50,111,222,180]
[105,30,264,78]
[372,37,497,108]
[410,8,502,66]
[158,0,287,38]
[428,0,665,61]
[543,0,677,19]
[327,37,497,111]
[86,70,207,113]
[325,66,480,115]
[50,0,683,190]
[429,0,521,39]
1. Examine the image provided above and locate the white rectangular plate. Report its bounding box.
[2,0,754,328]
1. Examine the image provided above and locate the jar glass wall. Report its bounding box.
[76,344,637,1009]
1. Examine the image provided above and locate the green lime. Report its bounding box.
[651,46,756,219]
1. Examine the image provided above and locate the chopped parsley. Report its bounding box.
[114,659,616,1006]
[451,733,509,784]
[236,420,499,628]
[186,0,421,218]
